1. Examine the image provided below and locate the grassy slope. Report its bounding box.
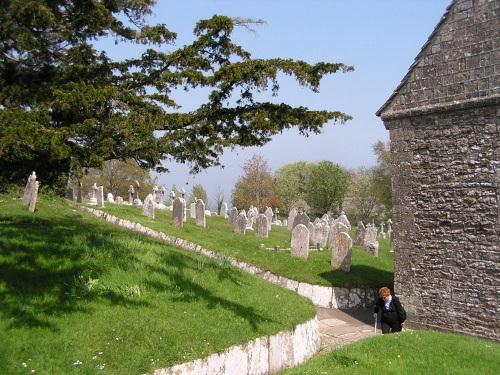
[283,330,500,375]
[0,195,315,374]
[98,204,394,288]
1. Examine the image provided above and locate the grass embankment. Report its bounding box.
[282,330,500,374]
[0,195,315,374]
[98,204,394,288]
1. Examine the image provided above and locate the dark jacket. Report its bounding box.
[374,296,406,324]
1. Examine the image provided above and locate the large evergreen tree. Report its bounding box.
[0,1,353,193]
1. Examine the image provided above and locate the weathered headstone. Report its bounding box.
[107,192,115,203]
[291,224,309,259]
[96,186,104,208]
[354,221,366,246]
[116,196,124,204]
[287,208,298,231]
[255,214,269,238]
[88,183,98,206]
[190,202,196,219]
[315,220,330,249]
[66,187,75,201]
[152,185,159,203]
[77,182,83,203]
[264,207,274,230]
[195,199,206,228]
[22,172,37,206]
[128,185,134,204]
[331,231,353,272]
[143,194,155,219]
[234,211,248,235]
[327,220,349,250]
[228,207,238,224]
[337,211,351,230]
[292,211,310,230]
[172,197,184,228]
[220,201,228,218]
[364,223,379,256]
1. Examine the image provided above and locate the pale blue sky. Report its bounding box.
[97,0,450,208]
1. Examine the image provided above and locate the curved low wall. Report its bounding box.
[153,316,319,375]
[80,207,377,309]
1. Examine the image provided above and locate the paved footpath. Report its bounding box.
[316,306,380,352]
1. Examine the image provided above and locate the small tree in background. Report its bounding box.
[274,161,312,214]
[232,154,281,210]
[188,184,208,207]
[372,140,392,212]
[79,159,155,198]
[213,186,225,213]
[306,161,348,217]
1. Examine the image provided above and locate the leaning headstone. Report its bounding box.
[190,202,196,219]
[107,192,115,203]
[77,182,83,203]
[264,207,274,230]
[234,211,248,235]
[116,196,124,205]
[228,207,238,224]
[220,201,228,218]
[291,224,309,259]
[143,194,155,219]
[292,211,310,230]
[287,208,298,231]
[172,197,184,228]
[22,172,37,206]
[195,199,206,228]
[96,186,104,208]
[354,221,366,246]
[331,231,353,272]
[255,214,269,238]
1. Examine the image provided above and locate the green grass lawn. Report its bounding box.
[282,330,500,375]
[0,195,315,374]
[96,204,394,288]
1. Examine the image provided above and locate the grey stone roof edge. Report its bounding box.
[376,0,455,117]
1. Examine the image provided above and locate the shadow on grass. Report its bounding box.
[318,265,394,289]
[0,213,147,330]
[145,252,272,332]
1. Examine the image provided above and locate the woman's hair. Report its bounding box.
[378,287,391,298]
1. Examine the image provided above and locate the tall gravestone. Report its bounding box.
[220,202,228,218]
[143,194,155,219]
[195,199,206,228]
[337,211,351,230]
[66,187,75,201]
[287,208,298,231]
[77,182,83,203]
[328,221,349,250]
[315,220,330,249]
[88,183,98,205]
[354,221,366,246]
[264,207,274,230]
[190,202,196,219]
[22,172,39,212]
[291,224,309,259]
[128,185,134,204]
[228,207,238,224]
[172,197,184,228]
[255,214,269,238]
[234,211,248,235]
[364,224,379,256]
[96,186,105,208]
[331,231,353,272]
[292,211,310,230]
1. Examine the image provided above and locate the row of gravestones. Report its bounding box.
[353,219,393,256]
[290,214,353,272]
[227,206,281,238]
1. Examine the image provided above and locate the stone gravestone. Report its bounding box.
[88,183,98,205]
[364,223,379,256]
[308,222,316,246]
[331,231,353,272]
[190,202,196,219]
[107,192,115,203]
[77,182,83,203]
[143,194,155,219]
[96,186,105,208]
[220,201,228,218]
[380,222,386,239]
[328,220,349,250]
[354,221,366,246]
[152,185,159,203]
[387,219,393,242]
[264,207,274,231]
[291,224,309,259]
[287,207,298,231]
[292,211,310,230]
[337,211,351,230]
[172,197,184,228]
[66,187,75,201]
[246,206,258,229]
[315,220,330,249]
[128,185,134,205]
[255,214,269,238]
[22,172,39,212]
[234,211,248,235]
[195,199,206,228]
[228,207,238,224]
[116,196,124,204]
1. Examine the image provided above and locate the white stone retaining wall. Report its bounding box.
[80,207,377,309]
[153,317,319,375]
